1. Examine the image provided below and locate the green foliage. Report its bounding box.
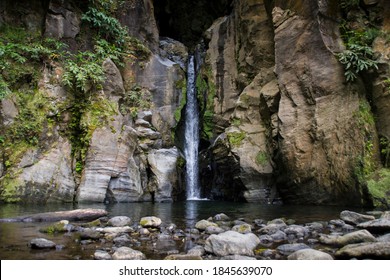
[82,7,128,46]
[380,136,390,168]
[62,51,105,93]
[120,85,152,118]
[340,0,360,10]
[367,168,390,208]
[0,25,65,99]
[337,43,378,82]
[227,131,246,147]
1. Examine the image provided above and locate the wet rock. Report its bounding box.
[79,229,101,240]
[112,247,146,260]
[113,234,132,247]
[40,220,69,234]
[288,249,333,260]
[195,220,218,231]
[340,210,375,225]
[284,225,309,238]
[205,231,260,257]
[357,219,390,233]
[232,223,252,234]
[29,238,56,249]
[108,216,132,227]
[96,226,134,235]
[187,245,205,257]
[205,226,225,235]
[258,234,274,247]
[270,230,287,242]
[276,243,310,256]
[335,242,390,259]
[94,250,112,260]
[214,213,230,221]
[140,216,162,228]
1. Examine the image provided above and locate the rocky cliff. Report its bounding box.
[1,0,389,207]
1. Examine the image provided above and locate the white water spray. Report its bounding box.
[184,55,201,200]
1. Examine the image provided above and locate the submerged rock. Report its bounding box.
[29,238,56,249]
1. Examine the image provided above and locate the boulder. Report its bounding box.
[288,249,333,260]
[112,247,146,260]
[336,242,390,259]
[357,219,390,233]
[340,210,375,225]
[140,216,162,228]
[147,148,179,201]
[205,231,260,257]
[319,230,376,247]
[108,216,132,227]
[29,238,56,249]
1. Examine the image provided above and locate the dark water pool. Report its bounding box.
[0,201,365,259]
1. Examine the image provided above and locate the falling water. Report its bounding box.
[184,55,201,200]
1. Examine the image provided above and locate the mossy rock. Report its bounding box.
[39,221,69,234]
[367,168,390,209]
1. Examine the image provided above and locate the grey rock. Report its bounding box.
[29,238,56,249]
[79,229,101,240]
[232,223,252,234]
[140,216,162,228]
[96,226,134,235]
[284,225,309,238]
[320,230,376,247]
[270,230,287,242]
[113,234,132,246]
[205,231,260,257]
[214,213,230,221]
[221,255,257,260]
[108,216,132,227]
[340,210,375,225]
[187,245,205,257]
[112,247,146,260]
[258,222,287,235]
[195,220,218,231]
[258,234,274,247]
[288,249,333,260]
[357,218,390,233]
[336,242,390,259]
[277,243,310,256]
[377,233,390,242]
[205,226,225,235]
[94,250,112,260]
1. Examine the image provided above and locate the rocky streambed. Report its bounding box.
[12,209,390,260]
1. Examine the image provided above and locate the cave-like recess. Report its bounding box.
[152,0,233,47]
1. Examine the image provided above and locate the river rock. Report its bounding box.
[287,249,333,260]
[221,255,257,260]
[112,247,146,260]
[39,220,69,233]
[113,234,132,246]
[140,216,162,228]
[205,226,225,235]
[276,243,310,256]
[340,210,375,225]
[29,238,56,249]
[258,222,287,235]
[381,211,390,219]
[284,225,309,238]
[377,233,390,242]
[96,226,134,235]
[94,250,112,260]
[357,218,390,233]
[213,213,230,221]
[270,230,287,242]
[205,231,260,257]
[232,223,252,234]
[258,234,274,247]
[319,230,376,247]
[195,220,218,231]
[187,245,205,257]
[108,216,132,227]
[79,229,101,240]
[335,242,390,259]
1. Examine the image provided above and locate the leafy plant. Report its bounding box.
[256,151,268,166]
[227,131,246,147]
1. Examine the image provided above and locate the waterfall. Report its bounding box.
[184,55,201,200]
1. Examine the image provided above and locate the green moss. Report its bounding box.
[174,78,187,123]
[39,222,68,234]
[0,174,22,203]
[227,131,246,147]
[255,151,268,166]
[367,169,390,208]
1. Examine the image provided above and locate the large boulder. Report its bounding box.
[205,230,260,257]
[319,230,376,247]
[340,211,375,225]
[147,148,179,202]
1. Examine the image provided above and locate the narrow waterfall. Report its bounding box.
[184,55,201,200]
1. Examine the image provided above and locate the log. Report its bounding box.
[0,208,108,223]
